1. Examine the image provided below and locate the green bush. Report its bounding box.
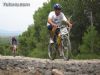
[79,25,100,53]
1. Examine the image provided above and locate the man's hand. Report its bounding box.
[66,20,72,29]
[52,24,58,28]
[48,18,58,28]
[52,24,58,32]
[69,23,72,29]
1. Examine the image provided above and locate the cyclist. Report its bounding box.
[11,37,17,56]
[47,3,72,56]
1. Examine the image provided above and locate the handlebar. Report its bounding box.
[58,25,71,32]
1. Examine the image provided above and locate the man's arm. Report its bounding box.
[62,13,72,28]
[66,20,72,28]
[48,18,57,27]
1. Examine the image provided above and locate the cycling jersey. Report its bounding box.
[47,11,68,26]
[12,38,17,45]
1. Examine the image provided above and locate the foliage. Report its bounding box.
[17,0,100,59]
[0,0,100,59]
[18,3,50,57]
[79,25,100,53]
[0,36,11,55]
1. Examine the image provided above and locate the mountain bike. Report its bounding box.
[48,25,71,60]
[11,45,17,57]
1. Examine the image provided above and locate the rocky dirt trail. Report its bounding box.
[0,56,100,75]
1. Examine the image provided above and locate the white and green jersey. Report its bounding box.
[47,11,68,26]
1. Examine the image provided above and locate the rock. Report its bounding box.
[34,68,42,75]
[52,69,64,75]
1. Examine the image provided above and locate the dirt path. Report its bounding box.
[0,56,100,75]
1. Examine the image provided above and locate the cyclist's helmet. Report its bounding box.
[53,3,62,10]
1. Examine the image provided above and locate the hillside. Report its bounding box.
[0,30,21,36]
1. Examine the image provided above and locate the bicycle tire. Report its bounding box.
[61,35,71,60]
[48,43,56,60]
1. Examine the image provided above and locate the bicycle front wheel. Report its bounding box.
[62,36,71,60]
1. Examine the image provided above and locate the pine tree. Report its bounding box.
[79,25,99,53]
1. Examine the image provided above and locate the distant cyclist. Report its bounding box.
[47,3,72,56]
[11,37,17,56]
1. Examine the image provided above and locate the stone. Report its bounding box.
[52,69,63,75]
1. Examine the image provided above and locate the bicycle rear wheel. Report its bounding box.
[48,43,57,60]
[62,35,71,60]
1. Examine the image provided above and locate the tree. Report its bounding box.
[79,25,100,53]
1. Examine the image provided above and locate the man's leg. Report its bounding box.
[49,30,54,43]
[57,33,62,56]
[57,30,64,57]
[48,25,57,43]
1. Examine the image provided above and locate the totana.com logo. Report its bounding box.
[3,2,30,7]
